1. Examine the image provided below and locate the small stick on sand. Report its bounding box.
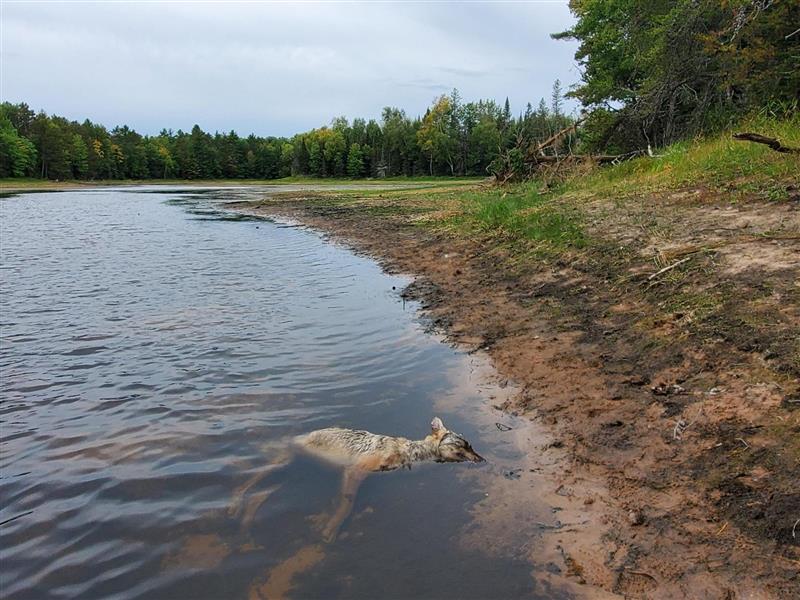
[648,256,693,281]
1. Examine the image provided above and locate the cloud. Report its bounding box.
[1,1,578,136]
[438,67,488,78]
[397,79,453,93]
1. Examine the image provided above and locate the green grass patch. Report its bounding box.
[451,184,586,251]
[569,114,800,200]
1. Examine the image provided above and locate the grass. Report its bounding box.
[562,113,800,201]
[440,184,587,252]
[424,114,799,255]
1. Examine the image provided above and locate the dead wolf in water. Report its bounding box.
[295,416,484,541]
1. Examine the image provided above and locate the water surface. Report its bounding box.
[0,188,560,599]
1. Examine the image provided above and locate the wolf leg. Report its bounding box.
[229,444,292,521]
[320,467,367,543]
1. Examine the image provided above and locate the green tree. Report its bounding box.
[70,134,89,178]
[346,142,365,177]
[551,79,563,119]
[324,127,347,177]
[0,115,37,177]
[554,0,800,150]
[279,142,294,177]
[417,96,457,175]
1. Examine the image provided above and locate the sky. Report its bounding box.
[1,0,579,137]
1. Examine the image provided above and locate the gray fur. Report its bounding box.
[297,417,484,472]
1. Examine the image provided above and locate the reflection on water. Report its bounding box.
[0,188,561,599]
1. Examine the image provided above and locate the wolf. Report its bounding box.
[295,416,484,541]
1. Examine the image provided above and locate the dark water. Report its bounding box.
[0,188,559,599]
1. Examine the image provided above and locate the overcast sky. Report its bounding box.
[1,0,579,137]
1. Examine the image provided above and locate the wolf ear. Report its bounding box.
[430,417,446,433]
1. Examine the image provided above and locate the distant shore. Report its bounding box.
[0,176,484,194]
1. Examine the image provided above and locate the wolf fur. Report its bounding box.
[295,417,484,541]
[296,416,484,471]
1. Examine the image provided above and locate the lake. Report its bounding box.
[0,187,564,599]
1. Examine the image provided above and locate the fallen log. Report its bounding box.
[732,132,800,154]
[526,118,585,160]
[525,153,638,165]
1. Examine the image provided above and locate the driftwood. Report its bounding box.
[733,132,800,154]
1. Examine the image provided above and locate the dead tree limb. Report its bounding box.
[524,153,639,165]
[491,115,647,184]
[733,132,800,154]
[527,118,586,160]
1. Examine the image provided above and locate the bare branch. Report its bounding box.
[733,132,800,154]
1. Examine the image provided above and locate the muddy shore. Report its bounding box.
[231,189,799,599]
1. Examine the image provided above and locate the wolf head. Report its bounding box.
[429,417,485,463]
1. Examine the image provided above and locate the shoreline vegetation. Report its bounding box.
[230,120,799,597]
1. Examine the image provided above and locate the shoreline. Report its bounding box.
[0,177,483,195]
[230,187,800,598]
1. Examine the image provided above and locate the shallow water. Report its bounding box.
[0,187,563,599]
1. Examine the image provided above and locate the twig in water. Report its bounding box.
[0,510,34,527]
[495,422,513,432]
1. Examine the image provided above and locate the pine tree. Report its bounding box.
[502,97,512,128]
[551,79,563,119]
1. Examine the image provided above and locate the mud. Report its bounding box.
[231,189,799,599]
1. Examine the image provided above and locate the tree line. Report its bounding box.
[0,85,572,181]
